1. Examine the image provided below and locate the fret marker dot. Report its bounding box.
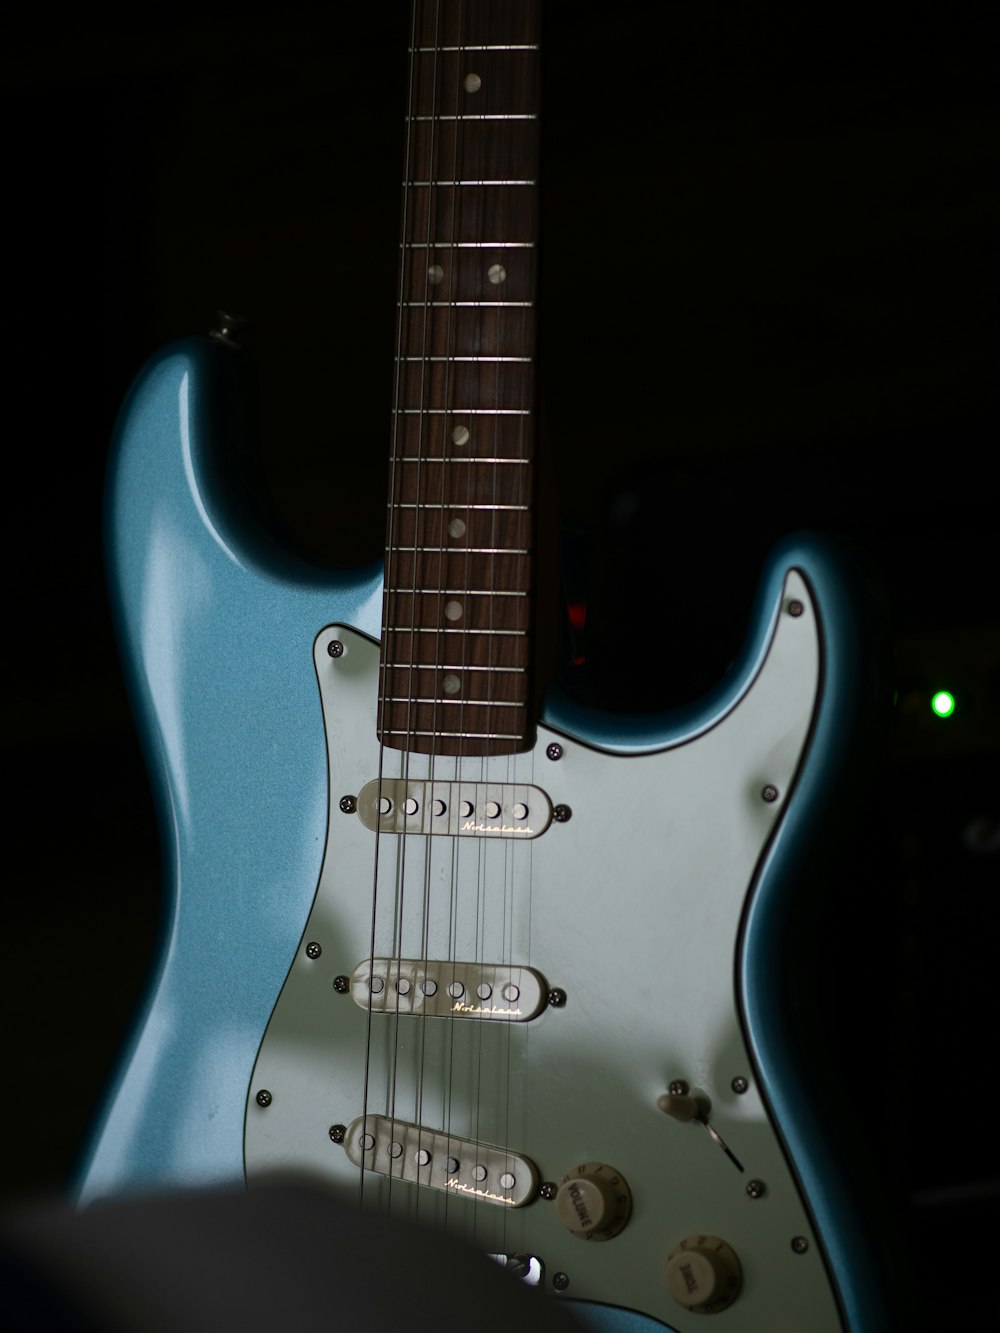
[487,263,507,284]
[444,600,463,621]
[448,517,467,539]
[451,425,470,447]
[443,673,461,695]
[427,264,444,285]
[463,73,482,93]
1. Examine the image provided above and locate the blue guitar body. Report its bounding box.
[80,336,889,1332]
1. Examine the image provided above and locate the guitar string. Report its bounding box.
[392,0,448,1224]
[443,0,468,1239]
[374,0,427,1218]
[416,0,459,1234]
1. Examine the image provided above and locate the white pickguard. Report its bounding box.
[245,571,843,1331]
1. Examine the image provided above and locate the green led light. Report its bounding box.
[930,690,956,718]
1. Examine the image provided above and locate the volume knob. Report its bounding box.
[666,1235,742,1313]
[555,1162,631,1241]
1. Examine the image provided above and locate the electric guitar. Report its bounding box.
[80,3,890,1329]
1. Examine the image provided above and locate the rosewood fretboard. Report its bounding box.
[378,0,541,757]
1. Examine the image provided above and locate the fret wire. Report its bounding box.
[403,242,535,249]
[392,457,530,464]
[382,730,523,740]
[388,546,530,553]
[387,588,528,597]
[410,45,540,52]
[398,356,532,363]
[385,697,523,707]
[400,301,534,307]
[387,627,527,636]
[388,502,530,510]
[395,409,531,417]
[405,180,536,187]
[408,114,538,121]
[382,663,526,673]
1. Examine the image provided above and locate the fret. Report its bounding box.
[392,458,531,466]
[410,45,540,52]
[388,503,530,510]
[382,663,525,673]
[386,589,528,597]
[388,546,530,554]
[399,301,533,308]
[405,180,536,188]
[395,409,531,417]
[387,628,527,636]
[399,357,532,364]
[403,242,535,249]
[384,697,523,708]
[407,114,538,122]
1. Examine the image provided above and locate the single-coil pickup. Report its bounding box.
[356,779,551,839]
[351,958,547,1022]
[343,1114,539,1208]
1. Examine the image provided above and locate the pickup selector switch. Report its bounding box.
[666,1235,742,1313]
[555,1162,631,1241]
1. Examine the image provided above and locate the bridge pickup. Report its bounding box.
[343,1114,539,1208]
[356,778,551,839]
[351,958,547,1021]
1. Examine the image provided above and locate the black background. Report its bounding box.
[2,2,997,1326]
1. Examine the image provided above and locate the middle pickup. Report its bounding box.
[351,957,548,1022]
[356,778,552,839]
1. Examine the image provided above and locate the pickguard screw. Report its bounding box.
[791,1236,809,1254]
[255,1090,272,1107]
[327,640,344,658]
[761,784,779,803]
[546,742,563,761]
[333,975,350,994]
[329,1124,346,1144]
[669,1079,689,1096]
[305,942,322,959]
[747,1179,767,1199]
[787,600,803,617]
[340,795,357,814]
[553,804,572,822]
[732,1076,749,1094]
[539,1182,558,1200]
[552,1272,570,1292]
[547,988,567,1007]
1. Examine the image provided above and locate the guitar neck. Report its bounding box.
[379,0,542,758]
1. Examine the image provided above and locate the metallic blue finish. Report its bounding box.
[82,336,886,1329]
[739,538,893,1333]
[80,338,382,1201]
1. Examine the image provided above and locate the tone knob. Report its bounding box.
[555,1162,631,1241]
[666,1235,742,1313]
